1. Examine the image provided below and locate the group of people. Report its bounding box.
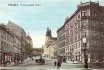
[54,61,61,70]
[14,56,24,65]
[3,58,10,66]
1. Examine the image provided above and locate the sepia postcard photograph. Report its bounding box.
[0,0,104,70]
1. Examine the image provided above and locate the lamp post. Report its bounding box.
[82,33,88,68]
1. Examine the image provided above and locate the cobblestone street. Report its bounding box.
[0,57,104,70]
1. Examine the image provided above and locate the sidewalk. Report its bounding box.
[63,60,83,64]
[0,57,31,67]
[64,61,104,70]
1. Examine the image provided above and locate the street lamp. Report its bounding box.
[82,33,88,68]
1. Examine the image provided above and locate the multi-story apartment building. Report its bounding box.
[0,23,14,65]
[6,21,26,59]
[13,33,21,61]
[65,1,104,63]
[43,28,57,58]
[57,24,65,61]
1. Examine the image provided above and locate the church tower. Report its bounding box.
[45,28,52,44]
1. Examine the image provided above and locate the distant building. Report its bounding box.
[25,32,33,47]
[49,40,57,59]
[43,28,57,58]
[33,48,43,56]
[64,1,104,62]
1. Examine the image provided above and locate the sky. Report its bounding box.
[0,0,104,48]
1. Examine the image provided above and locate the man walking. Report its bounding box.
[57,61,61,70]
[54,61,57,68]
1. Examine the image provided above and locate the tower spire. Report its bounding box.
[97,0,99,3]
[46,27,52,37]
[27,31,29,36]
[80,0,82,4]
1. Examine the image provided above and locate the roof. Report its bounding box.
[25,36,32,40]
[64,1,100,25]
[51,37,57,40]
[57,24,65,32]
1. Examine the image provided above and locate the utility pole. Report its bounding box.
[82,33,88,68]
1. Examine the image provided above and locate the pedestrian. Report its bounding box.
[72,58,74,63]
[17,56,20,65]
[57,61,61,70]
[54,61,57,68]
[32,57,34,61]
[20,56,23,64]
[4,59,7,66]
[14,57,17,65]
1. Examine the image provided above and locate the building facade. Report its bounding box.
[57,24,65,61]
[64,1,104,63]
[13,33,21,61]
[6,21,26,59]
[48,39,57,59]
[0,24,14,65]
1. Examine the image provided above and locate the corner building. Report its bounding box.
[65,1,104,63]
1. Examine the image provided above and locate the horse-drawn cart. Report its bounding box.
[35,58,45,65]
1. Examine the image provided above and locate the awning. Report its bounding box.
[7,53,11,56]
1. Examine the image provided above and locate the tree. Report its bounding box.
[26,42,33,55]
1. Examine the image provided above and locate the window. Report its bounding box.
[84,12,87,16]
[93,30,97,37]
[76,43,77,49]
[83,30,88,36]
[74,34,76,41]
[66,46,67,51]
[83,19,88,26]
[93,21,96,26]
[1,41,3,49]
[94,41,96,44]
[92,12,94,17]
[79,42,80,48]
[101,32,104,37]
[78,33,80,40]
[101,22,103,27]
[1,31,6,39]
[4,42,6,51]
[78,14,80,19]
